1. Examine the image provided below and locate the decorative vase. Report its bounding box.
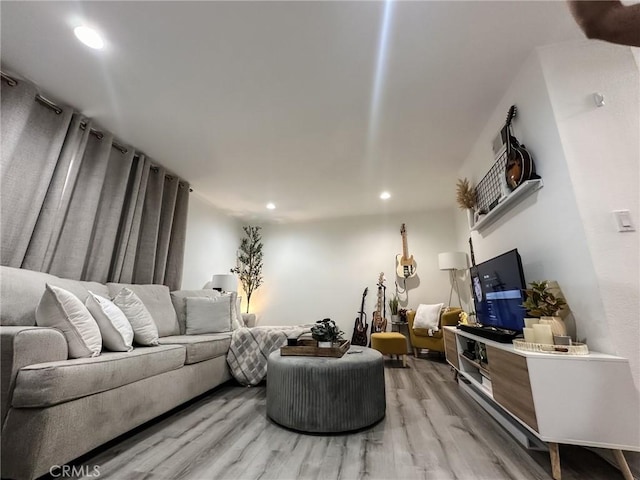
[391,314,400,324]
[466,209,475,228]
[317,341,332,348]
[539,316,567,337]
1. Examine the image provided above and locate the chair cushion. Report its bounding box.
[159,334,232,365]
[108,283,179,337]
[12,344,185,408]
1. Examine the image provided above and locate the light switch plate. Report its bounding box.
[613,210,635,232]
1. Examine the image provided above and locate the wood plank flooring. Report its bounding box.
[61,356,629,480]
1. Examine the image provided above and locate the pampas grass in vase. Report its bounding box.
[456,178,477,227]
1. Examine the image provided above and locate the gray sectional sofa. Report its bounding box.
[0,266,241,480]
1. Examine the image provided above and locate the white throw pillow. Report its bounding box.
[413,303,444,334]
[86,292,134,352]
[36,284,102,358]
[185,296,232,334]
[112,288,159,346]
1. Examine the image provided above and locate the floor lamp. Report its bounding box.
[438,252,468,308]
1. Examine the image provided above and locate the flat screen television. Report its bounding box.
[470,249,527,332]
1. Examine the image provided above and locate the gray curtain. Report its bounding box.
[1,72,189,289]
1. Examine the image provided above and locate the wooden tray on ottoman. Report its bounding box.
[280,339,350,358]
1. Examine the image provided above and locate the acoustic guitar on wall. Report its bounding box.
[396,223,417,278]
[503,105,537,191]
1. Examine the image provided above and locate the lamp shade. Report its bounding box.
[438,252,468,271]
[206,274,237,292]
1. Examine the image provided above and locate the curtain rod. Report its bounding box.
[2,69,192,192]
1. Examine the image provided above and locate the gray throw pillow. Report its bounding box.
[185,296,232,335]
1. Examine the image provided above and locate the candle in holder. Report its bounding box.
[533,323,553,345]
[524,318,539,328]
[523,327,536,343]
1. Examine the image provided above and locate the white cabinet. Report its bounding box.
[443,326,639,479]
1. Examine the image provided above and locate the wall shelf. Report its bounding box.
[472,179,543,232]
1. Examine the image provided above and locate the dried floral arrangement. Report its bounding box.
[456,178,477,210]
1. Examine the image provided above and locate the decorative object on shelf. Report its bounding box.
[396,223,417,278]
[532,323,554,345]
[438,252,468,308]
[523,327,536,343]
[502,105,537,191]
[458,310,476,325]
[311,318,345,347]
[388,293,399,323]
[512,339,589,355]
[472,179,543,232]
[351,287,369,347]
[456,178,477,228]
[522,280,568,337]
[280,338,351,357]
[524,317,539,328]
[230,225,264,313]
[203,273,237,292]
[398,308,408,323]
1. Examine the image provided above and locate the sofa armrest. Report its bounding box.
[242,313,257,328]
[1,326,68,423]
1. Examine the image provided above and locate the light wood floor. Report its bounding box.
[63,355,628,480]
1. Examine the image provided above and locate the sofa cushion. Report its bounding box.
[158,334,231,365]
[108,283,180,337]
[85,292,134,352]
[112,288,159,346]
[12,344,185,408]
[185,296,231,335]
[0,266,58,326]
[170,289,221,334]
[35,284,102,358]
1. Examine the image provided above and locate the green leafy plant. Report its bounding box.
[311,318,344,343]
[388,294,399,315]
[522,281,567,317]
[230,226,264,313]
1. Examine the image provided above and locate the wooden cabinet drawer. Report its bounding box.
[443,329,459,370]
[487,346,538,432]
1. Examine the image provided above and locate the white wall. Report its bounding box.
[182,193,241,290]
[538,41,639,386]
[254,209,459,336]
[456,42,639,388]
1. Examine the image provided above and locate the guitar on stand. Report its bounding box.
[370,273,388,346]
[351,287,369,346]
[396,224,417,278]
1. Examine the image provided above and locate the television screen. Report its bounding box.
[470,249,527,332]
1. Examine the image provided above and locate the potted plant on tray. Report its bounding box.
[311,318,345,348]
[522,280,568,336]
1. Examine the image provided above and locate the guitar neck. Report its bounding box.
[402,234,409,258]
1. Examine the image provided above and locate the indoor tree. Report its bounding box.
[231,226,264,313]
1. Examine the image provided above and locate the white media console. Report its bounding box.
[443,326,639,480]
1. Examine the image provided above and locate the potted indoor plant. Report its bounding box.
[230,225,264,313]
[311,318,345,348]
[522,280,568,336]
[389,294,400,323]
[456,178,477,228]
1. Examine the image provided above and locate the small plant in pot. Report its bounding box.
[522,280,568,337]
[311,318,345,348]
[389,294,399,323]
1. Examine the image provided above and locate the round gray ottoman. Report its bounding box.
[266,347,386,433]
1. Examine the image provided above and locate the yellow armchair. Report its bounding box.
[407,307,462,357]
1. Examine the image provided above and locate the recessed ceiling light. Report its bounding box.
[266,203,276,210]
[380,191,391,200]
[74,26,104,50]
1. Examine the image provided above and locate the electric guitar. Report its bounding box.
[351,287,369,346]
[395,223,417,278]
[371,273,387,336]
[503,105,536,191]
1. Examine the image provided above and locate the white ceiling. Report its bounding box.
[1,1,583,222]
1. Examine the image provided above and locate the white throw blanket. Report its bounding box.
[227,325,311,386]
[413,303,444,336]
